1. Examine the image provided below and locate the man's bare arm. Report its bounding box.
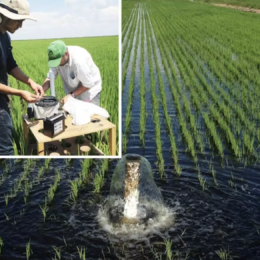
[9,67,44,98]
[72,84,89,96]
[42,78,51,92]
[0,83,38,103]
[61,84,90,104]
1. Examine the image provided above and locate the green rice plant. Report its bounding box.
[0,173,8,188]
[211,167,218,186]
[198,170,207,191]
[4,213,9,221]
[23,181,33,203]
[39,204,49,223]
[26,240,32,260]
[4,194,9,206]
[52,246,61,260]
[101,158,109,173]
[38,166,45,180]
[216,248,233,260]
[139,11,146,147]
[93,171,105,193]
[164,239,173,260]
[69,179,82,203]
[77,246,86,260]
[3,161,11,173]
[145,14,165,176]
[150,246,163,260]
[47,170,61,204]
[80,159,93,182]
[44,158,52,170]
[0,236,3,255]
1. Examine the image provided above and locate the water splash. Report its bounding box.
[98,196,178,239]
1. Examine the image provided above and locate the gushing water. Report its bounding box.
[123,161,141,220]
[98,154,177,238]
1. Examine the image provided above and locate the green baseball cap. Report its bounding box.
[47,40,66,67]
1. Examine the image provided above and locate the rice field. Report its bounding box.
[120,1,260,258]
[8,36,119,155]
[122,0,260,177]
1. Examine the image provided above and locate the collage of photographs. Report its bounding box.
[0,0,259,259]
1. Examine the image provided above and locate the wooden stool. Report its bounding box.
[80,145,91,155]
[49,152,60,156]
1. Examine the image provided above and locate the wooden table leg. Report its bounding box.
[109,126,116,156]
[38,142,44,156]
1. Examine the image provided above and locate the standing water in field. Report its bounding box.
[98,154,177,238]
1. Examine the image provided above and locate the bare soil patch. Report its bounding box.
[213,4,260,14]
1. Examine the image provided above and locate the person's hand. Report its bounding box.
[20,90,38,103]
[61,94,71,104]
[28,79,44,99]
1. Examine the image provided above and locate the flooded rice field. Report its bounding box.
[121,0,260,259]
[0,157,259,259]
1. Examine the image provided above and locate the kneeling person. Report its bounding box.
[42,40,102,106]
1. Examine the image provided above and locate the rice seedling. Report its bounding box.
[38,166,45,180]
[24,181,33,203]
[4,194,9,206]
[26,240,32,260]
[216,247,233,260]
[150,239,190,260]
[39,204,49,223]
[164,239,173,260]
[52,246,61,260]
[93,171,105,193]
[0,237,3,255]
[4,213,9,221]
[211,166,218,187]
[44,158,52,170]
[197,166,207,191]
[69,179,81,203]
[3,161,11,173]
[0,172,8,188]
[47,171,61,204]
[80,159,93,182]
[77,246,86,260]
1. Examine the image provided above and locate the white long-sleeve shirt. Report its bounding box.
[48,46,102,101]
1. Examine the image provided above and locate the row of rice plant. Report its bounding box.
[148,0,255,158]
[122,0,260,178]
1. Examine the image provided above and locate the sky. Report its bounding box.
[11,0,120,40]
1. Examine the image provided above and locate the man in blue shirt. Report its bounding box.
[0,0,44,155]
